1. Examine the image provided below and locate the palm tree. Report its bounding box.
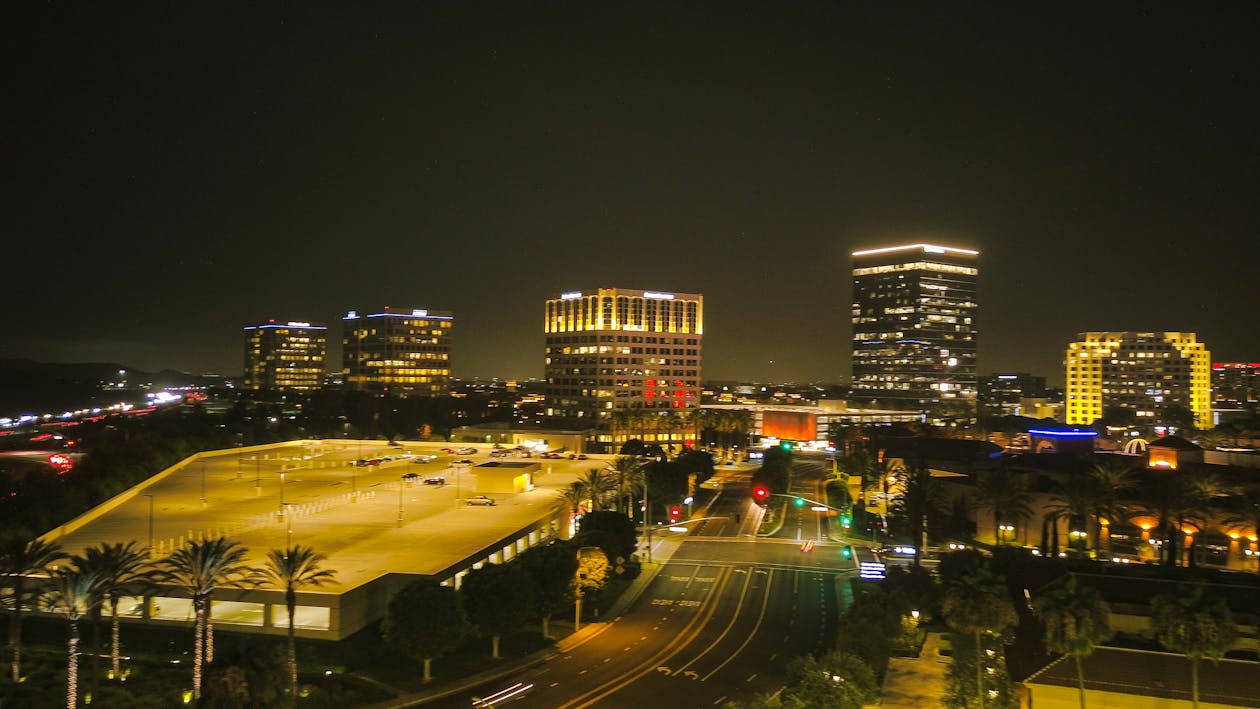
[609,456,645,514]
[263,545,337,702]
[892,458,944,566]
[1046,480,1093,554]
[1221,485,1260,575]
[576,468,616,511]
[1034,576,1112,709]
[1084,462,1137,555]
[942,567,1018,709]
[71,541,152,683]
[40,567,101,709]
[153,536,255,699]
[1151,584,1238,709]
[973,467,1034,545]
[559,482,588,518]
[1,536,67,682]
[1141,469,1220,566]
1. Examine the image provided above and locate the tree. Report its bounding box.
[608,456,645,514]
[153,537,255,699]
[576,468,616,512]
[781,651,878,709]
[575,510,638,565]
[1084,461,1137,555]
[461,563,533,659]
[1045,480,1092,554]
[573,547,609,624]
[1151,585,1238,709]
[973,467,1033,545]
[893,458,944,566]
[1033,577,1112,709]
[382,580,469,681]
[70,541,151,684]
[518,541,579,639]
[1140,470,1220,566]
[559,481,588,518]
[1221,485,1260,575]
[0,536,67,682]
[942,568,1018,709]
[40,567,101,709]
[262,545,337,700]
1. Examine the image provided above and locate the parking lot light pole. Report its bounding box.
[397,482,404,527]
[143,494,154,556]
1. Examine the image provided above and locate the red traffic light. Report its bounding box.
[752,486,769,500]
[670,506,681,519]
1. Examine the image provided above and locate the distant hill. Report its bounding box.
[0,359,230,415]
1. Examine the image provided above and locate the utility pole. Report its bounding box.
[143,494,154,556]
[643,474,652,563]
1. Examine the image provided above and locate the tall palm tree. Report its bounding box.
[1046,480,1093,554]
[153,536,255,699]
[559,481,588,517]
[71,541,152,683]
[942,567,1017,709]
[576,468,616,511]
[609,456,645,514]
[1084,462,1137,555]
[263,546,337,702]
[1151,584,1238,709]
[1034,576,1112,709]
[892,458,944,566]
[973,467,1034,545]
[1141,470,1220,566]
[1221,485,1260,575]
[1,536,67,682]
[40,567,101,709]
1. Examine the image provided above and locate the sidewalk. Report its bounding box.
[878,632,948,708]
[366,532,686,708]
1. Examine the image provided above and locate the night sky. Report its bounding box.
[9,3,1259,385]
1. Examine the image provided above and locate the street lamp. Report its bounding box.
[999,524,1015,544]
[142,494,154,556]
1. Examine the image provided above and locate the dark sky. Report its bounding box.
[8,2,1259,385]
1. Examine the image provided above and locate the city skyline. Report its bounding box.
[8,4,1259,382]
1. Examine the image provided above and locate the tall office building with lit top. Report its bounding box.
[850,244,979,411]
[544,288,702,447]
[342,307,453,395]
[1065,332,1211,428]
[242,320,327,392]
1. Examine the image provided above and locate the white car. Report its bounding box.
[456,447,478,455]
[465,495,496,506]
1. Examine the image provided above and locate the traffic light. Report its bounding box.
[794,497,805,508]
[669,506,681,521]
[841,514,853,529]
[841,545,853,559]
[752,485,770,503]
[780,441,792,451]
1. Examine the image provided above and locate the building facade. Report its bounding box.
[544,288,702,448]
[850,244,979,412]
[342,307,453,395]
[242,320,327,392]
[978,372,1048,416]
[1212,362,1260,407]
[1064,332,1211,428]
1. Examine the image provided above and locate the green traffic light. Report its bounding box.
[794,497,805,507]
[841,546,852,558]
[781,442,791,451]
[841,515,852,527]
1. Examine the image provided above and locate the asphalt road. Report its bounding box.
[429,460,850,709]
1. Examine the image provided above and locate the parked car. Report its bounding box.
[401,472,419,481]
[412,454,438,463]
[456,458,474,465]
[456,447,478,455]
[366,458,383,466]
[424,476,446,486]
[440,447,456,453]
[352,459,369,467]
[465,495,496,506]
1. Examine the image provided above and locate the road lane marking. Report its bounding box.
[702,570,776,681]
[561,566,733,709]
[746,673,757,682]
[671,567,756,676]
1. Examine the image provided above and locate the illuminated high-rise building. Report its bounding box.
[850,244,979,411]
[1064,332,1211,428]
[544,288,702,448]
[242,320,327,392]
[1212,362,1259,407]
[342,307,453,395]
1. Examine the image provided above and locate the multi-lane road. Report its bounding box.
[432,456,852,708]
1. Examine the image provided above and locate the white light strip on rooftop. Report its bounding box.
[643,291,675,300]
[560,292,583,300]
[852,243,979,257]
